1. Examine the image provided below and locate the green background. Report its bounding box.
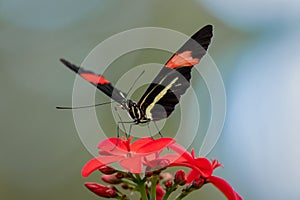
[1,0,300,199]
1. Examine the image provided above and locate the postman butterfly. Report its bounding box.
[59,25,213,131]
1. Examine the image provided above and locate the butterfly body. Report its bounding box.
[60,25,213,125]
[126,100,149,124]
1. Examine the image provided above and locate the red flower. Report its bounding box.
[162,143,213,178]
[82,137,175,176]
[164,143,242,200]
[185,158,242,200]
[84,182,118,198]
[156,184,166,200]
[207,176,242,200]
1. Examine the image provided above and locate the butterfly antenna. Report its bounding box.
[56,101,114,110]
[125,70,145,98]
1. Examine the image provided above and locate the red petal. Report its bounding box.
[194,158,213,178]
[131,137,154,151]
[98,138,128,155]
[145,158,170,169]
[160,154,183,163]
[168,144,213,177]
[208,176,242,200]
[137,138,175,154]
[212,159,223,169]
[81,156,123,177]
[168,158,212,178]
[119,156,142,173]
[82,158,104,177]
[168,162,199,172]
[186,169,201,183]
[159,154,194,168]
[143,152,157,162]
[168,143,194,161]
[191,148,195,158]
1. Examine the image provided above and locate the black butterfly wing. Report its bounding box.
[60,59,127,104]
[137,25,213,121]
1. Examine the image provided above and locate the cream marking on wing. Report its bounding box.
[139,75,169,108]
[145,77,179,119]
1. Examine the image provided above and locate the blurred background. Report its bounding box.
[1,0,300,199]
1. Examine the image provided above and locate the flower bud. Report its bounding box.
[121,183,132,190]
[115,172,125,179]
[174,170,186,185]
[145,170,153,177]
[99,165,116,175]
[153,169,162,175]
[101,174,122,184]
[84,182,118,198]
[156,184,166,200]
[164,180,173,189]
[191,177,205,189]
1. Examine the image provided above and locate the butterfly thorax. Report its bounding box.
[126,100,149,124]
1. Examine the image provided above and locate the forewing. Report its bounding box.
[137,25,213,120]
[60,59,126,104]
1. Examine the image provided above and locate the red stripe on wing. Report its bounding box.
[80,73,110,85]
[166,51,199,69]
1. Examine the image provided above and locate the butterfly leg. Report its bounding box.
[146,122,154,139]
[123,121,153,138]
[116,123,121,138]
[128,123,133,138]
[113,121,129,150]
[114,106,129,137]
[127,121,143,138]
[116,121,137,138]
[112,121,134,152]
[116,121,132,138]
[153,121,163,138]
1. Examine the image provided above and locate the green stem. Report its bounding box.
[175,187,195,200]
[128,173,137,182]
[162,189,172,200]
[136,174,148,200]
[117,195,129,200]
[122,179,137,187]
[150,175,158,200]
[175,193,187,200]
[162,184,178,200]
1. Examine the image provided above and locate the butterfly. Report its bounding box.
[60,25,213,127]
